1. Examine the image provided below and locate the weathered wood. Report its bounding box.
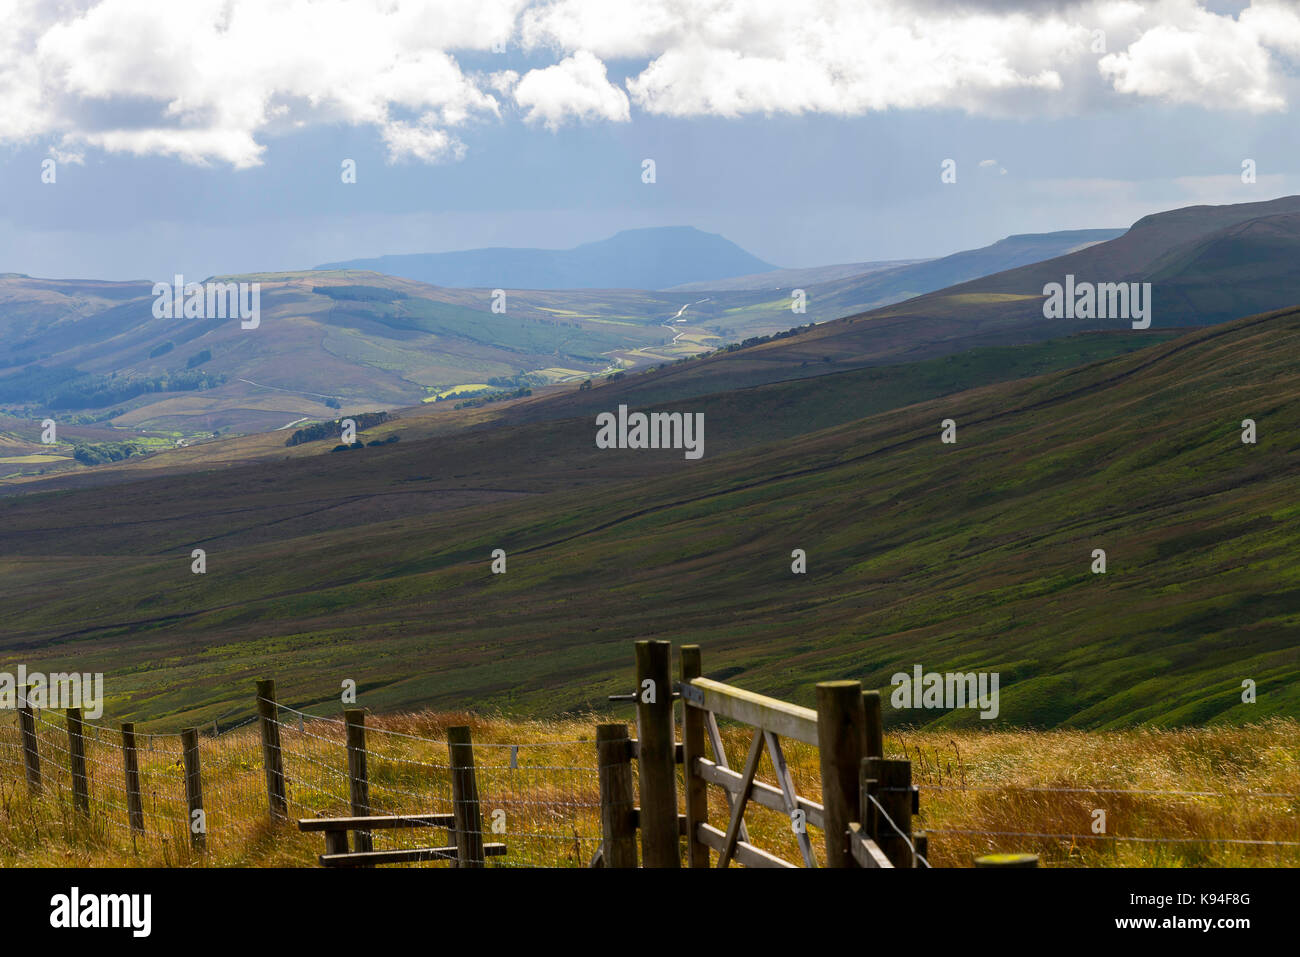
[815,681,866,867]
[914,831,929,868]
[344,710,373,855]
[596,723,638,868]
[680,645,710,868]
[695,758,824,829]
[704,711,751,845]
[682,677,819,745]
[863,757,912,868]
[635,640,679,868]
[975,853,1039,868]
[848,823,894,869]
[297,814,454,832]
[448,725,485,868]
[324,829,348,856]
[627,739,684,763]
[256,679,288,820]
[696,824,798,869]
[181,728,206,850]
[765,731,817,867]
[18,689,41,794]
[121,723,145,833]
[66,707,90,816]
[862,690,884,759]
[717,729,764,868]
[321,843,507,868]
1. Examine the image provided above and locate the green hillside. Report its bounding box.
[1,306,1295,730]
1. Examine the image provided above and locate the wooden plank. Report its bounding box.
[682,678,819,746]
[695,758,825,830]
[704,713,751,845]
[717,729,764,868]
[320,843,507,868]
[848,823,893,869]
[324,829,348,856]
[297,814,454,832]
[696,825,798,870]
[764,731,817,868]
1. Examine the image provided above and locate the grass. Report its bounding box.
[1,706,1294,867]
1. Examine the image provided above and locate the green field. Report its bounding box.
[1,306,1296,730]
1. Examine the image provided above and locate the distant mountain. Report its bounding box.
[494,197,1300,416]
[666,259,928,292]
[795,228,1125,318]
[315,227,777,290]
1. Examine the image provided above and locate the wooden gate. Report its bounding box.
[595,640,924,868]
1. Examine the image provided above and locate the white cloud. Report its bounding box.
[2,0,1300,167]
[514,50,630,129]
[1097,0,1300,112]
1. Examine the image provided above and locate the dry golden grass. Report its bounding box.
[1,709,1295,868]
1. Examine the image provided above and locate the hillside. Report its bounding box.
[316,226,777,290]
[1,305,1296,729]
[665,258,928,292]
[524,197,1300,413]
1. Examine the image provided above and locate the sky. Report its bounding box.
[2,0,1300,280]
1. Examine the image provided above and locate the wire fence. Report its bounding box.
[3,698,1298,867]
[0,698,603,868]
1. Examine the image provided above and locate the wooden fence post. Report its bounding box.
[815,681,865,867]
[66,707,90,816]
[863,756,912,869]
[256,680,288,820]
[18,688,41,795]
[863,690,884,760]
[345,709,373,855]
[679,645,709,868]
[181,728,206,851]
[596,723,638,868]
[635,639,679,868]
[448,725,484,868]
[121,723,145,833]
